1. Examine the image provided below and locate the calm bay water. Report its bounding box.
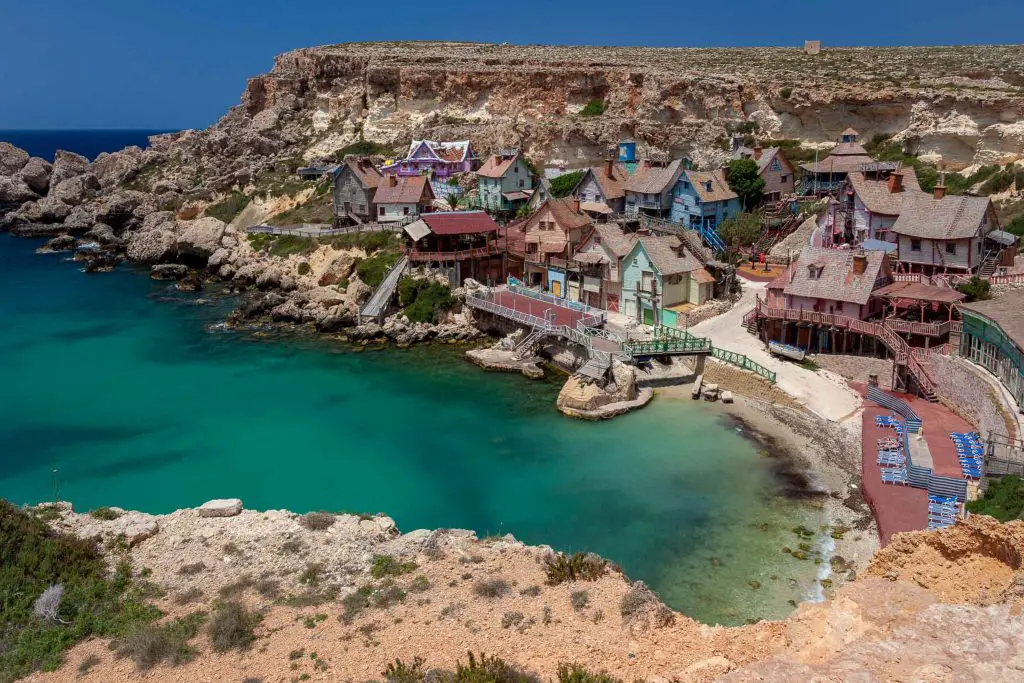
[0,132,827,625]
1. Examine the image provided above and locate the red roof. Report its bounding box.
[421,211,499,235]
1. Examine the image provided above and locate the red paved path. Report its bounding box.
[854,383,973,545]
[493,290,587,328]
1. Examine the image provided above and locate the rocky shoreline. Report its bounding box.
[20,497,1024,681]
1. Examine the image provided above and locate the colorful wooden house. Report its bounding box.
[621,235,713,322]
[372,175,436,222]
[830,166,926,246]
[332,158,383,226]
[572,160,630,217]
[521,197,592,297]
[571,223,638,311]
[764,246,891,320]
[623,159,686,219]
[731,140,796,202]
[799,128,879,195]
[380,140,476,178]
[891,188,998,275]
[476,150,533,212]
[669,169,741,230]
[402,211,504,285]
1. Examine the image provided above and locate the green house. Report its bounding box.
[476,151,533,212]
[621,235,714,324]
[960,295,1024,410]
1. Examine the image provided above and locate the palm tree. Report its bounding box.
[443,192,464,211]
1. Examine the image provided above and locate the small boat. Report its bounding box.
[769,341,806,361]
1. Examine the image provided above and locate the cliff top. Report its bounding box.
[278,41,1024,93]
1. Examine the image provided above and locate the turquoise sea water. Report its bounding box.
[0,234,827,626]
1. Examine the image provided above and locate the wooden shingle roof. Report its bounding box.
[637,235,704,276]
[684,169,738,203]
[373,175,433,205]
[848,168,925,216]
[891,194,993,240]
[624,159,683,194]
[777,246,887,305]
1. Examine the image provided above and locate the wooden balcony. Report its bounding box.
[407,246,494,262]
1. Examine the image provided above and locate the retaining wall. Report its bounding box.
[929,354,1015,440]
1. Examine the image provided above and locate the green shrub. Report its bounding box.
[544,552,607,585]
[371,554,418,578]
[269,235,318,258]
[501,611,524,628]
[329,140,394,163]
[372,582,407,608]
[89,506,120,521]
[321,231,400,253]
[550,170,584,198]
[473,578,510,598]
[579,99,605,116]
[205,192,250,223]
[966,475,1024,521]
[77,654,101,675]
[452,652,540,682]
[779,87,793,99]
[297,261,311,276]
[299,511,335,531]
[0,500,161,680]
[384,656,426,683]
[570,590,589,610]
[957,275,992,302]
[298,563,324,586]
[341,584,373,622]
[356,251,400,288]
[207,600,260,652]
[410,575,431,592]
[398,277,456,324]
[556,663,623,683]
[247,232,274,252]
[111,611,207,671]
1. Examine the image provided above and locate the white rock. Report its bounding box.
[198,498,243,518]
[125,520,159,546]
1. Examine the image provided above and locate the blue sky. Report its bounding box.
[2,0,1021,130]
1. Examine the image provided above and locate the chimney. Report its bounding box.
[852,253,868,275]
[934,172,946,200]
[494,154,501,164]
[732,134,743,152]
[753,145,763,160]
[722,166,730,183]
[888,171,904,194]
[604,158,614,178]
[572,197,581,213]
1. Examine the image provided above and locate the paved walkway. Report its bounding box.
[689,278,862,423]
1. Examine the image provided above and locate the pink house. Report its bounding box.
[380,140,477,178]
[766,246,892,320]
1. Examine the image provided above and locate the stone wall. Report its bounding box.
[679,295,738,329]
[929,354,1015,439]
[811,354,895,391]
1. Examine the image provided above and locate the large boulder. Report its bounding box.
[198,498,242,518]
[91,147,144,190]
[84,223,122,246]
[176,217,226,264]
[63,204,98,232]
[48,150,90,187]
[93,190,156,230]
[150,263,188,280]
[19,157,52,195]
[0,142,29,175]
[49,173,101,206]
[0,176,38,206]
[127,227,177,263]
[20,196,73,224]
[318,253,358,286]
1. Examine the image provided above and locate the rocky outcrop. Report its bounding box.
[19,157,52,194]
[176,216,226,264]
[49,150,90,187]
[557,360,652,419]
[0,141,29,175]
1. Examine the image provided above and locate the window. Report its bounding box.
[781,174,789,183]
[945,242,956,255]
[835,302,843,313]
[519,179,524,188]
[911,239,922,252]
[403,207,410,216]
[379,206,385,216]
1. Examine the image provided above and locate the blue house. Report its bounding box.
[670,169,741,231]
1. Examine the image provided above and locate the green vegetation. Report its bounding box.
[763,139,819,167]
[726,158,766,210]
[550,170,584,198]
[298,563,325,586]
[718,212,762,251]
[779,87,793,99]
[580,99,606,117]
[267,178,335,226]
[111,611,207,671]
[966,475,1024,521]
[956,275,993,302]
[246,232,322,258]
[205,191,251,223]
[297,261,311,276]
[299,511,335,531]
[371,555,418,579]
[443,193,466,211]
[410,575,431,592]
[89,506,121,521]
[570,590,589,610]
[356,251,401,288]
[544,552,608,585]
[557,663,623,683]
[383,652,541,683]
[329,140,394,163]
[321,231,400,252]
[398,277,456,324]
[341,584,374,622]
[372,581,407,608]
[473,578,511,598]
[207,600,261,652]
[0,500,162,681]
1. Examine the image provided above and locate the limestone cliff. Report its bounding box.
[242,42,1024,169]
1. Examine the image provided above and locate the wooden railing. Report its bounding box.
[883,317,953,338]
[755,298,937,397]
[407,246,492,262]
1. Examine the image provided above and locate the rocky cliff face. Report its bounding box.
[242,42,1024,169]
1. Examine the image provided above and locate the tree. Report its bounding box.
[726,158,766,210]
[956,276,992,302]
[550,170,584,198]
[718,212,762,251]
[443,192,464,211]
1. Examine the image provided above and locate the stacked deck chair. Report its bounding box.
[928,495,960,530]
[951,432,984,480]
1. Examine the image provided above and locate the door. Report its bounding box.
[641,270,655,293]
[607,294,619,313]
[551,280,561,297]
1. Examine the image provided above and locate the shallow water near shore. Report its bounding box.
[0,233,828,625]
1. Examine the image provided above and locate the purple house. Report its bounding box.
[380,140,477,178]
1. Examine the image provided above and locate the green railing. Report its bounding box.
[711,347,777,383]
[623,336,712,355]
